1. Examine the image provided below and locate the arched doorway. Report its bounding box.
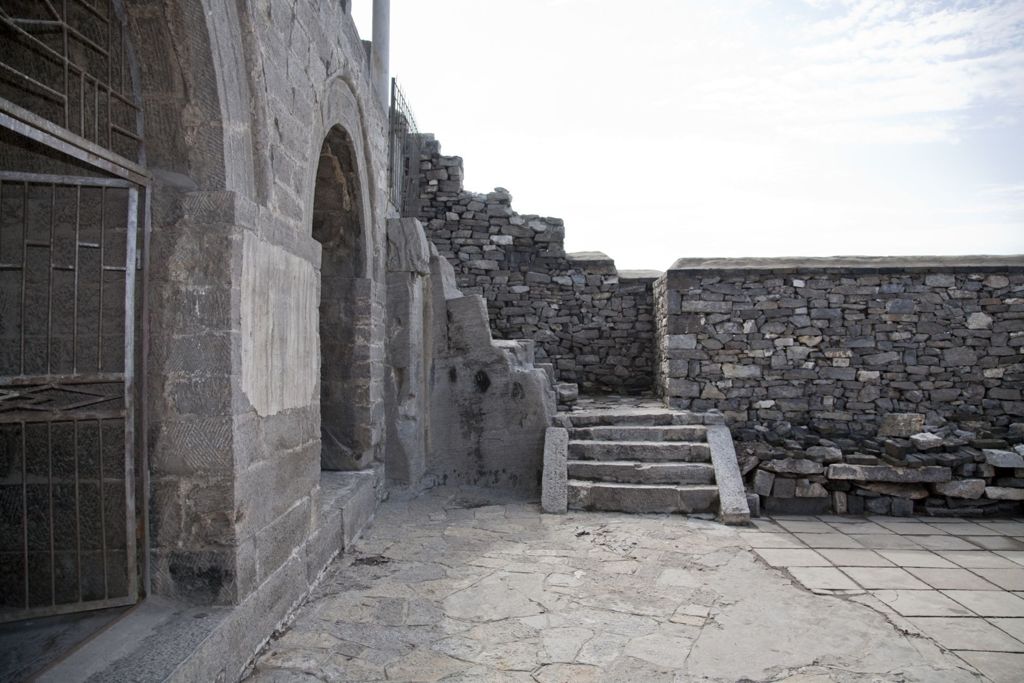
[311,127,371,470]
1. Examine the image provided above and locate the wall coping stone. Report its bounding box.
[667,255,1024,275]
[619,269,664,281]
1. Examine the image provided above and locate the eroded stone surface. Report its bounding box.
[248,487,982,682]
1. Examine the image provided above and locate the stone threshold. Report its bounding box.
[36,470,381,683]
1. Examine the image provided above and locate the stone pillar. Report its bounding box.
[371,0,390,109]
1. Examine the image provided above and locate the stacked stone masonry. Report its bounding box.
[403,134,657,394]
[655,257,1024,517]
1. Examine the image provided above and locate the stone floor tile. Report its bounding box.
[738,532,806,549]
[943,591,1024,617]
[908,617,1024,652]
[788,567,860,591]
[847,534,923,550]
[840,567,930,590]
[794,533,864,549]
[818,549,893,567]
[871,590,975,617]
[905,568,1001,590]
[874,521,949,535]
[751,519,787,533]
[940,551,1020,569]
[988,618,1024,643]
[927,522,1001,536]
[913,535,982,551]
[965,536,1024,552]
[955,651,1024,683]
[753,548,831,567]
[996,551,1024,567]
[978,521,1024,536]
[877,550,957,568]
[970,568,1024,591]
[824,521,890,535]
[773,520,835,534]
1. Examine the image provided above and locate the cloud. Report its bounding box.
[670,0,1024,145]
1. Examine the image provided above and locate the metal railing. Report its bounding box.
[388,77,418,208]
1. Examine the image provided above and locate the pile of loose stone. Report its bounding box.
[741,413,1024,517]
[403,134,657,394]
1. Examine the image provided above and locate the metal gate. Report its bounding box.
[0,171,138,622]
[0,0,145,622]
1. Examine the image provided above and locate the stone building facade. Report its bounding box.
[0,2,552,680]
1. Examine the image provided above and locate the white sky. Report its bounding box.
[354,0,1024,271]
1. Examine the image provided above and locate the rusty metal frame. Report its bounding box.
[0,170,140,623]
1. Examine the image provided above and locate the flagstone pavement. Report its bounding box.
[247,487,1024,682]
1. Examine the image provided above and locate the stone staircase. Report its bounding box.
[544,404,752,524]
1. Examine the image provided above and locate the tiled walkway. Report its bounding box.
[248,487,1024,682]
[749,515,1024,681]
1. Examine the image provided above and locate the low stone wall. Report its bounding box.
[403,134,657,394]
[656,256,1024,516]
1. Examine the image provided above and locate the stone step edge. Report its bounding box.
[567,480,720,491]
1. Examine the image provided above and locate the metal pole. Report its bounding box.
[371,0,390,109]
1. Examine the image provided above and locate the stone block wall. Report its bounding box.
[402,134,657,394]
[656,256,1024,516]
[656,256,1024,437]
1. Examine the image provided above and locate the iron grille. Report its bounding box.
[0,170,138,622]
[388,78,418,208]
[0,0,142,164]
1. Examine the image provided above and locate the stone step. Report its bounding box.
[567,460,716,485]
[567,481,719,514]
[569,425,708,442]
[568,440,711,462]
[563,408,710,428]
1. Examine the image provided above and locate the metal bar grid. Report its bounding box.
[0,0,142,161]
[0,172,138,622]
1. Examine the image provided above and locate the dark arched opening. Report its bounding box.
[312,126,369,470]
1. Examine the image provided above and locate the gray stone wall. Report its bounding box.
[403,134,657,394]
[656,257,1024,439]
[129,1,390,678]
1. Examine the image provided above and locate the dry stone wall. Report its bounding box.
[656,257,1024,516]
[403,134,657,394]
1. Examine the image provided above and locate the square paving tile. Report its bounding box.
[905,568,1000,590]
[908,617,1024,652]
[940,551,1020,569]
[739,532,806,549]
[979,521,1024,536]
[944,590,1024,617]
[788,566,861,591]
[877,550,957,568]
[965,536,1024,552]
[753,548,831,567]
[955,651,1024,683]
[970,568,1024,591]
[929,522,1001,536]
[871,589,974,617]
[774,520,835,534]
[751,520,787,533]
[989,618,1024,643]
[841,567,930,590]
[818,549,893,567]
[795,533,864,549]
[996,551,1024,567]
[847,534,922,550]
[913,535,982,551]
[874,521,948,535]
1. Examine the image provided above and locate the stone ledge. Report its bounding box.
[667,254,1024,274]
